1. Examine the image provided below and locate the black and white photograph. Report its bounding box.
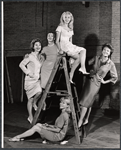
[3,1,120,148]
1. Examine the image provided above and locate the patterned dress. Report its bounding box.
[39,111,69,142]
[56,25,84,57]
[19,52,42,99]
[79,56,118,108]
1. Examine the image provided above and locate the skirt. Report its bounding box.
[79,76,101,108]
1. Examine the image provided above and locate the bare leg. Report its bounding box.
[78,106,88,128]
[69,57,80,82]
[83,107,92,125]
[33,92,42,111]
[9,123,42,141]
[79,48,89,74]
[27,97,34,123]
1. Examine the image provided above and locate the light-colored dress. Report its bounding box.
[40,44,58,89]
[56,25,84,57]
[39,111,69,142]
[19,52,42,99]
[79,56,118,108]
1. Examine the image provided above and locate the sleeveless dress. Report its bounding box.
[56,26,84,57]
[19,52,42,99]
[39,111,69,142]
[79,56,118,108]
[40,44,58,89]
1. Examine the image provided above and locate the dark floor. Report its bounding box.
[3,102,120,148]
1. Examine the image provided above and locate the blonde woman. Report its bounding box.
[9,97,71,142]
[56,11,89,84]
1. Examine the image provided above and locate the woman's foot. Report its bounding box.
[79,68,89,75]
[27,117,33,124]
[33,104,38,111]
[69,79,75,85]
[83,120,88,125]
[9,136,23,142]
[42,102,46,111]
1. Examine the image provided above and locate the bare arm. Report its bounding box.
[55,31,63,54]
[101,63,118,84]
[42,125,61,133]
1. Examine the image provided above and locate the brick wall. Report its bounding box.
[111,1,120,63]
[4,2,120,104]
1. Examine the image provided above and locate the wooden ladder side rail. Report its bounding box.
[73,86,81,121]
[32,56,62,126]
[62,57,81,144]
[4,56,14,103]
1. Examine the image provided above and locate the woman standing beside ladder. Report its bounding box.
[19,38,45,124]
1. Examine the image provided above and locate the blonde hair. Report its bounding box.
[60,97,71,114]
[59,11,74,30]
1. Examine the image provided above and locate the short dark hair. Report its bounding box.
[102,43,114,58]
[30,38,42,51]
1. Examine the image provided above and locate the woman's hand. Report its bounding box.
[101,78,112,84]
[101,78,106,84]
[58,50,64,55]
[28,72,35,78]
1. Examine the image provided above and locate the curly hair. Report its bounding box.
[30,38,42,52]
[102,43,114,58]
[59,11,74,30]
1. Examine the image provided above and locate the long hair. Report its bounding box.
[102,43,114,58]
[30,38,42,52]
[59,11,74,30]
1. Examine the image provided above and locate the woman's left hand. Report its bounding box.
[101,78,106,84]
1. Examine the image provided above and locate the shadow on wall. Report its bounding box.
[84,33,99,58]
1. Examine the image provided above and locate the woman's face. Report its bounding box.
[34,42,41,52]
[60,99,69,109]
[102,46,111,57]
[47,33,54,42]
[63,14,71,24]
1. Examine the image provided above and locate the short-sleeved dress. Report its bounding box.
[40,44,58,89]
[39,111,69,142]
[79,56,118,108]
[19,52,42,99]
[56,25,84,57]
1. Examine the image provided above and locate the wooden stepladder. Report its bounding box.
[32,55,81,144]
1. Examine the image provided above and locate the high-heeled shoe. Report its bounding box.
[9,137,24,142]
[79,68,89,75]
[69,79,76,85]
[27,117,32,124]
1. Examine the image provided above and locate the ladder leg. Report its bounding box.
[62,57,81,144]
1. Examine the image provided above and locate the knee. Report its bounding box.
[33,124,41,132]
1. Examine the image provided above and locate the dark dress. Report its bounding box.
[39,111,69,142]
[79,56,118,108]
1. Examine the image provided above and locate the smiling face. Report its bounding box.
[33,41,41,52]
[59,98,70,110]
[47,33,55,42]
[102,46,111,57]
[63,14,71,24]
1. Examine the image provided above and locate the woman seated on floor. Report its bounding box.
[9,97,71,143]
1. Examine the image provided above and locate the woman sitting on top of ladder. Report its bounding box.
[55,11,89,84]
[19,38,46,124]
[9,97,71,143]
